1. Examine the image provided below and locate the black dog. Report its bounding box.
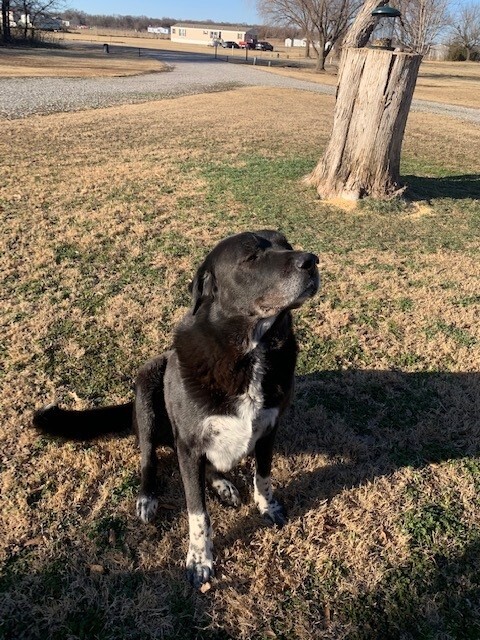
[34,230,319,588]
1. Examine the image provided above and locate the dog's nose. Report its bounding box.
[295,253,319,272]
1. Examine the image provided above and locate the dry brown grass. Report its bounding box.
[413,60,480,109]
[0,46,168,78]
[256,59,480,109]
[62,31,480,108]
[3,30,480,107]
[0,87,479,639]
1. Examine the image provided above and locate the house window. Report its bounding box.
[171,28,176,34]
[209,31,219,38]
[238,33,243,39]
[179,28,186,36]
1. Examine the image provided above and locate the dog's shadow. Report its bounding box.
[285,369,479,506]
[66,369,477,557]
[216,369,479,550]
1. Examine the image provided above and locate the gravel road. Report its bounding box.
[1,50,478,124]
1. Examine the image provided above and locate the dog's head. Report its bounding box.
[190,230,319,319]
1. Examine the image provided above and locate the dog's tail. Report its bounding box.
[32,402,134,441]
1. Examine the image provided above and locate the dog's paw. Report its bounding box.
[186,548,214,590]
[260,500,287,527]
[210,477,241,507]
[136,495,158,523]
[186,561,215,590]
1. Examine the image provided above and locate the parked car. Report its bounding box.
[255,41,274,51]
[239,40,256,49]
[222,41,240,49]
[207,39,222,47]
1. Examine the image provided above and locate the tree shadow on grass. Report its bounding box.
[404,174,480,201]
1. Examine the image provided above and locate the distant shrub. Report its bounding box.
[4,28,64,48]
[447,43,467,61]
[446,41,480,61]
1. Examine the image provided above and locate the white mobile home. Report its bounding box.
[171,23,256,46]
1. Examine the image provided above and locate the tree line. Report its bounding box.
[0,2,284,42]
[257,0,480,67]
[33,8,294,39]
[60,10,176,31]
[2,0,480,63]
[1,0,65,41]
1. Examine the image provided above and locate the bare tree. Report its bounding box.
[1,0,12,43]
[12,0,64,38]
[449,2,480,61]
[258,0,363,71]
[259,0,312,54]
[397,0,450,55]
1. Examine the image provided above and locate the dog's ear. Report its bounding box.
[190,264,216,315]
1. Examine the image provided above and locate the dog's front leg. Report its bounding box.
[254,426,287,527]
[176,443,213,588]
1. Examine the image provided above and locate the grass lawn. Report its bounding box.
[256,59,480,110]
[2,33,480,109]
[0,46,169,77]
[0,86,479,639]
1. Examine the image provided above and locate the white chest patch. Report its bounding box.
[202,359,279,473]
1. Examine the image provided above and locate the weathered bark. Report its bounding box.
[1,0,12,43]
[342,0,388,49]
[315,48,326,71]
[306,47,422,200]
[304,37,310,58]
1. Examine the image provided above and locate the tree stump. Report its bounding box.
[306,47,422,201]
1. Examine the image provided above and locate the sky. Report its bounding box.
[68,1,262,24]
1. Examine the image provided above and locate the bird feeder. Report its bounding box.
[370,3,401,50]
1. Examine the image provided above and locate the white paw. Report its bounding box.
[254,474,287,526]
[211,477,241,507]
[186,545,214,588]
[136,495,158,523]
[259,499,287,527]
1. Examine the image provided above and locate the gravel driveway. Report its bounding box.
[1,50,478,124]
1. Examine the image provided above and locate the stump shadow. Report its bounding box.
[404,173,480,201]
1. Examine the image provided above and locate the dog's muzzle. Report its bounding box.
[294,252,320,300]
[294,252,319,274]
